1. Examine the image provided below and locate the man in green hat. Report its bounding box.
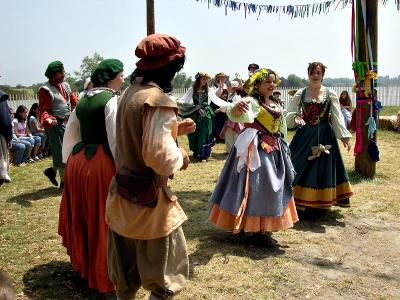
[38,60,78,189]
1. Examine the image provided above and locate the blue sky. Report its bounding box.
[0,0,399,86]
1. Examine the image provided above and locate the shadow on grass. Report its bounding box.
[347,169,375,185]
[348,169,391,185]
[188,229,287,278]
[7,186,60,207]
[177,190,287,278]
[189,151,228,164]
[23,261,115,299]
[210,151,229,161]
[294,209,346,233]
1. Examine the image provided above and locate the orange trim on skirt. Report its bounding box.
[209,199,298,233]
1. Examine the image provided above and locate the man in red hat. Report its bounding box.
[105,33,195,300]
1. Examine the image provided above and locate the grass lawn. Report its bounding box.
[380,106,400,116]
[1,130,399,299]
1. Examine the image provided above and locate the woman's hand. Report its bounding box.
[234,100,249,116]
[178,118,196,136]
[294,115,305,126]
[341,137,351,151]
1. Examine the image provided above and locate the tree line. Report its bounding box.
[1,53,400,96]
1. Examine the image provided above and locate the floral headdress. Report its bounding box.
[245,68,281,97]
[195,72,211,80]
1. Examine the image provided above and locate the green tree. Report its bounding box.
[74,52,104,82]
[28,82,47,94]
[64,72,78,92]
[172,72,188,89]
[72,52,104,91]
[286,74,305,87]
[0,85,13,95]
[184,77,193,88]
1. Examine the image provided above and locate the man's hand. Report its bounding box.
[178,118,196,136]
[179,148,190,170]
[45,118,57,126]
[341,137,351,152]
[7,141,12,149]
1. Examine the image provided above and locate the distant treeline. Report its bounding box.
[171,73,400,89]
[1,74,399,96]
[3,53,400,94]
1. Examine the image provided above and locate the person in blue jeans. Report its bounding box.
[11,134,30,166]
[28,103,47,159]
[13,105,41,162]
[8,107,29,166]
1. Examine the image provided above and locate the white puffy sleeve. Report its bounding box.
[142,107,184,176]
[226,97,260,123]
[104,95,118,158]
[178,87,194,105]
[62,109,80,163]
[286,89,303,129]
[208,87,230,108]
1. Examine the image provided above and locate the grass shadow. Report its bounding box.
[22,261,115,299]
[7,186,60,207]
[188,229,287,278]
[189,151,228,164]
[294,209,346,233]
[348,169,393,185]
[210,151,229,161]
[176,190,287,278]
[347,169,375,185]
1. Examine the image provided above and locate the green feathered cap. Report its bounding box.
[91,59,124,86]
[44,61,64,78]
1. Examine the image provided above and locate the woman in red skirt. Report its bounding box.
[59,59,124,293]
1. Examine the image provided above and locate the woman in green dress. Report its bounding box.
[178,72,215,161]
[286,62,353,212]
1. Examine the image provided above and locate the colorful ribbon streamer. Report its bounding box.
[193,0,400,19]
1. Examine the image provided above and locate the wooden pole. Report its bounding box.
[147,0,155,35]
[354,0,378,178]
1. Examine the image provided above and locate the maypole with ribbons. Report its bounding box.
[351,0,379,178]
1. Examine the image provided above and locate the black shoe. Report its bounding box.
[44,167,58,186]
[248,232,278,248]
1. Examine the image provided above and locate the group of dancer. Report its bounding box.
[204,62,353,244]
[0,33,354,299]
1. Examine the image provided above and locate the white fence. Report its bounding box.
[7,86,400,111]
[7,93,79,111]
[172,86,400,108]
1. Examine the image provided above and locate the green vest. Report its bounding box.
[73,90,114,159]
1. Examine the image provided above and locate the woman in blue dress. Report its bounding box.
[209,68,298,245]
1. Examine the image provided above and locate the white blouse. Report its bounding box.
[286,87,352,139]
